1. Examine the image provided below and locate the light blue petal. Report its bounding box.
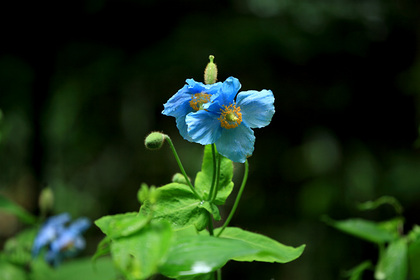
[185,110,222,145]
[32,213,72,257]
[162,84,193,118]
[236,89,275,128]
[216,77,241,105]
[187,79,222,95]
[68,217,91,233]
[215,123,255,163]
[176,115,193,142]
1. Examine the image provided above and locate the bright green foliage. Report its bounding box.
[110,220,173,280]
[93,142,305,279]
[216,227,305,263]
[194,145,234,205]
[31,257,118,280]
[160,235,258,278]
[139,183,210,231]
[95,212,150,239]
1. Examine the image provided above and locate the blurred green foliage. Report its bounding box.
[1,0,420,279]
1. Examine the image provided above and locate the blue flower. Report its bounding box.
[162,79,222,141]
[32,213,71,257]
[32,213,91,266]
[185,77,275,163]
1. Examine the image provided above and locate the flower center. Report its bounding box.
[189,92,211,111]
[218,104,242,129]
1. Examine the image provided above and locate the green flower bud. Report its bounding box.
[138,183,149,204]
[204,55,218,85]
[171,173,189,185]
[145,132,165,150]
[39,188,54,215]
[138,183,158,205]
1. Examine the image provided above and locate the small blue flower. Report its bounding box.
[185,77,275,163]
[32,213,71,257]
[162,79,222,141]
[32,213,91,266]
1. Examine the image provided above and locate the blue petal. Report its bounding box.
[185,110,222,145]
[68,217,91,233]
[32,213,71,257]
[236,89,275,128]
[176,115,193,142]
[186,79,222,95]
[162,84,194,118]
[214,77,241,105]
[215,123,255,163]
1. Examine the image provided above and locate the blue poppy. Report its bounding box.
[32,213,71,257]
[185,77,275,163]
[32,213,91,266]
[162,79,222,141]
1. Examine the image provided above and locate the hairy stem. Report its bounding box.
[164,135,202,200]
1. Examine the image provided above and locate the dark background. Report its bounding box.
[1,0,420,279]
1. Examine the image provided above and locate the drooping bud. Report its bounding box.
[144,132,165,150]
[204,55,218,85]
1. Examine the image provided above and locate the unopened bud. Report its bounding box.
[138,183,150,204]
[204,55,218,85]
[145,132,165,150]
[171,173,189,185]
[39,188,54,215]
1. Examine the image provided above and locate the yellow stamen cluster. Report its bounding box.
[218,104,242,129]
[189,92,212,111]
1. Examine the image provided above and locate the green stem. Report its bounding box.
[211,155,221,203]
[164,135,202,200]
[216,269,222,280]
[216,160,249,237]
[208,212,214,236]
[208,144,218,201]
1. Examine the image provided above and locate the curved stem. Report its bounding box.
[216,160,249,237]
[164,135,202,200]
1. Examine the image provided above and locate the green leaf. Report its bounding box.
[140,183,209,231]
[216,227,305,263]
[343,260,373,280]
[159,235,258,278]
[31,257,118,280]
[0,261,26,280]
[200,201,221,221]
[195,145,234,205]
[408,225,420,279]
[177,273,213,280]
[95,212,149,239]
[2,228,37,266]
[92,236,111,262]
[323,217,397,244]
[375,238,408,280]
[0,194,37,225]
[111,220,173,280]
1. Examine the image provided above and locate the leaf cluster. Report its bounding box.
[324,196,420,280]
[94,145,305,279]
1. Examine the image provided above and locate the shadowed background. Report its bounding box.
[1,0,420,279]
